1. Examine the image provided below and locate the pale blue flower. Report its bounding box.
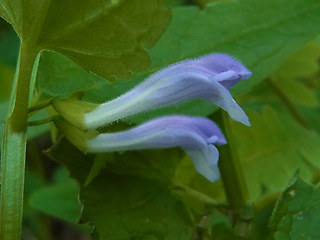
[84,53,251,129]
[54,53,251,182]
[87,115,226,182]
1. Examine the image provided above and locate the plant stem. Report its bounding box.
[0,42,37,239]
[172,181,218,206]
[216,110,248,210]
[28,98,52,114]
[28,116,59,126]
[215,111,253,237]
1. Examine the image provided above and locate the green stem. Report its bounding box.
[28,98,52,114]
[172,182,218,206]
[216,110,248,210]
[215,111,253,237]
[0,42,37,239]
[28,116,59,126]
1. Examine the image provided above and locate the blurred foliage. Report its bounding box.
[230,107,320,200]
[273,40,320,108]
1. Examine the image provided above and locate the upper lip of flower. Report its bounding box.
[239,71,252,80]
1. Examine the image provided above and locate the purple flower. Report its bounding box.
[87,115,226,182]
[84,53,251,129]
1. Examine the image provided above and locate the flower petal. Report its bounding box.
[184,145,220,182]
[84,53,251,129]
[87,115,225,182]
[194,53,252,89]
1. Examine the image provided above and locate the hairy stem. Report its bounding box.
[0,42,37,239]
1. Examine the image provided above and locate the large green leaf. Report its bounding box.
[0,0,171,79]
[269,175,320,240]
[82,0,320,124]
[46,138,222,239]
[229,106,320,200]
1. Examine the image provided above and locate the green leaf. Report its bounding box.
[0,0,171,79]
[269,175,320,240]
[36,51,106,99]
[83,0,320,124]
[84,153,111,186]
[276,40,320,80]
[23,168,51,240]
[46,138,223,239]
[273,40,320,107]
[274,78,318,108]
[229,106,320,200]
[28,169,81,224]
[28,167,93,233]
